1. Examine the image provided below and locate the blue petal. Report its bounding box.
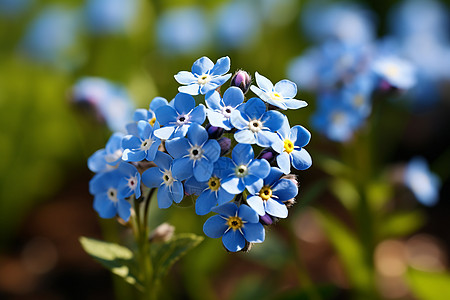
[184,176,207,196]
[232,143,254,165]
[246,196,265,216]
[137,120,152,140]
[165,137,190,159]
[155,105,177,126]
[248,159,270,179]
[200,81,220,94]
[174,71,197,84]
[153,151,173,170]
[234,129,256,145]
[223,86,244,107]
[192,56,214,75]
[88,149,107,173]
[254,72,273,92]
[217,188,235,205]
[271,135,284,154]
[272,178,298,201]
[145,140,161,161]
[157,185,173,209]
[265,199,288,218]
[205,91,222,110]
[283,99,308,110]
[170,180,184,204]
[265,97,288,110]
[94,195,117,218]
[223,229,246,252]
[210,56,230,76]
[212,202,238,217]
[291,148,312,170]
[202,139,221,162]
[154,126,176,140]
[149,97,169,112]
[203,215,228,238]
[172,157,194,181]
[133,109,149,122]
[290,125,311,147]
[256,131,277,148]
[243,97,266,119]
[238,204,260,223]
[264,167,284,187]
[276,152,291,175]
[195,190,218,215]
[230,110,249,130]
[207,110,229,130]
[274,79,297,99]
[243,175,261,187]
[242,223,265,243]
[213,157,235,179]
[122,149,146,162]
[117,199,132,222]
[261,110,284,131]
[122,135,141,150]
[178,84,200,95]
[174,93,195,114]
[189,104,206,124]
[246,179,263,195]
[221,176,245,194]
[142,167,163,188]
[187,123,208,146]
[194,159,214,182]
[172,124,189,138]
[277,115,290,139]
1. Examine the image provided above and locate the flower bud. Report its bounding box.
[206,124,224,139]
[260,213,274,225]
[218,137,231,156]
[230,70,252,94]
[149,222,175,243]
[257,148,277,163]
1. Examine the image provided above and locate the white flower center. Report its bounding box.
[221,106,234,118]
[128,176,137,189]
[162,170,174,186]
[176,114,190,126]
[197,74,212,85]
[188,145,204,161]
[140,138,153,151]
[107,188,118,202]
[248,119,263,133]
[235,165,248,178]
[331,112,347,125]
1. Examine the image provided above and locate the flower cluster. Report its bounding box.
[87,56,312,252]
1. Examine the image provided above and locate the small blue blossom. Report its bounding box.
[250,72,307,110]
[126,97,168,135]
[246,167,298,218]
[203,203,265,252]
[88,132,124,173]
[372,56,416,90]
[272,116,312,174]
[141,151,184,209]
[89,164,132,221]
[404,157,441,206]
[154,93,206,140]
[174,56,232,95]
[206,86,244,130]
[117,162,141,199]
[122,120,161,162]
[219,144,271,194]
[165,123,221,182]
[230,97,284,147]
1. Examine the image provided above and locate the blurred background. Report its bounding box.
[1,0,450,299]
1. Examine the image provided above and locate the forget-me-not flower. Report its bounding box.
[154,93,206,140]
[203,203,265,252]
[372,56,416,90]
[141,151,184,209]
[174,56,232,95]
[122,120,161,162]
[117,162,141,199]
[126,97,168,135]
[165,123,221,182]
[206,86,244,130]
[404,157,441,206]
[88,132,124,173]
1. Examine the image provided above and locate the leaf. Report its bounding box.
[329,178,360,211]
[378,211,425,239]
[151,233,204,280]
[79,236,142,288]
[407,269,450,300]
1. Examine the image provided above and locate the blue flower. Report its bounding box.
[250,72,307,110]
[219,144,271,194]
[230,97,284,147]
[184,159,235,215]
[203,203,265,252]
[154,93,206,140]
[246,167,297,218]
[126,97,168,135]
[88,132,124,173]
[117,162,141,199]
[141,151,184,209]
[206,86,244,130]
[372,56,416,90]
[165,123,221,182]
[272,116,312,174]
[174,56,232,95]
[404,157,441,206]
[122,120,161,162]
[89,164,132,221]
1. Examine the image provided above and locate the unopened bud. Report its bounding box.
[230,70,252,94]
[149,222,175,243]
[260,213,274,225]
[257,148,277,163]
[206,124,224,139]
[218,137,231,156]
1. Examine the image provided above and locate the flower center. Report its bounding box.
[259,186,272,201]
[107,188,118,202]
[226,216,243,231]
[198,74,212,85]
[235,165,248,177]
[208,176,221,191]
[128,177,137,188]
[149,117,156,126]
[141,138,153,151]
[188,145,204,160]
[221,106,234,118]
[270,91,283,101]
[176,114,190,125]
[386,65,399,78]
[248,119,263,133]
[162,170,174,186]
[331,112,347,125]
[284,139,295,154]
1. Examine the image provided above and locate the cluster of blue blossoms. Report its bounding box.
[88,56,312,252]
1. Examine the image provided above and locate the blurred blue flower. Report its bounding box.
[88,132,124,173]
[141,151,184,209]
[272,116,312,174]
[174,56,232,96]
[250,72,307,110]
[89,165,132,221]
[154,93,206,140]
[84,0,138,35]
[122,120,161,162]
[165,123,221,182]
[0,0,32,18]
[203,203,265,252]
[156,7,210,55]
[117,162,141,199]
[206,86,244,130]
[404,157,441,206]
[219,144,270,194]
[230,97,284,147]
[372,56,416,90]
[246,167,297,218]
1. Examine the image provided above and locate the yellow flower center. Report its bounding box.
[259,186,272,201]
[284,139,294,154]
[149,117,156,126]
[353,95,364,107]
[208,177,220,192]
[198,74,211,85]
[270,91,283,101]
[226,216,243,231]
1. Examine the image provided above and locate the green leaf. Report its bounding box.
[407,269,450,300]
[378,211,425,239]
[151,233,203,280]
[329,178,360,211]
[79,236,142,288]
